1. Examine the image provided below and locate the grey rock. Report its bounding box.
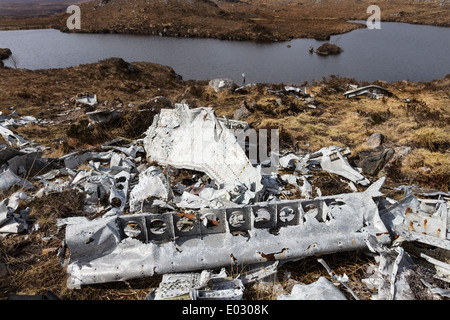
[209,78,237,93]
[364,132,385,149]
[354,146,394,176]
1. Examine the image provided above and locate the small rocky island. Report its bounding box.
[315,43,342,56]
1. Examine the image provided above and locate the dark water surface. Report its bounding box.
[1,21,449,84]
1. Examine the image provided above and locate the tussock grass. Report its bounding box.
[1,63,449,300]
[27,190,86,234]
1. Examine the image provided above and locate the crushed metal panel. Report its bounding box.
[380,195,450,250]
[61,151,113,169]
[143,104,263,201]
[0,191,30,235]
[364,236,415,300]
[147,269,244,300]
[128,166,173,212]
[277,277,347,300]
[0,169,34,192]
[343,85,392,99]
[64,184,390,288]
[314,146,370,186]
[85,109,119,124]
[76,94,97,106]
[0,144,24,165]
[0,125,30,148]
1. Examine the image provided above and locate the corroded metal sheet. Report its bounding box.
[64,187,390,288]
[143,104,263,201]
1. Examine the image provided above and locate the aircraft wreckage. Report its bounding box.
[62,185,390,288]
[2,103,449,299]
[57,104,415,290]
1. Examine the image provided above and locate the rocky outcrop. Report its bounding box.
[354,133,394,176]
[0,48,12,67]
[208,78,237,93]
[0,48,12,60]
[354,146,394,176]
[315,43,342,56]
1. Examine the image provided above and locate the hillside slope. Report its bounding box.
[59,0,279,41]
[1,0,449,40]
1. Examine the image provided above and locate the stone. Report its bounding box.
[0,48,12,61]
[354,146,394,176]
[418,166,431,175]
[364,132,385,149]
[208,78,237,93]
[233,103,250,120]
[392,146,412,160]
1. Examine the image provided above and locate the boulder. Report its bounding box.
[209,78,237,93]
[363,132,385,149]
[0,48,12,61]
[315,43,342,56]
[233,102,251,120]
[354,146,394,176]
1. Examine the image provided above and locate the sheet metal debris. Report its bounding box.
[75,94,98,106]
[379,195,450,250]
[277,277,347,300]
[147,269,244,300]
[62,183,390,288]
[278,146,370,185]
[0,191,30,235]
[364,237,416,300]
[343,85,393,100]
[143,104,263,203]
[312,146,370,186]
[2,103,449,300]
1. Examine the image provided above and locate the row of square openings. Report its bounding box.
[119,200,344,242]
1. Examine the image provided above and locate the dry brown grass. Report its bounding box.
[2,0,448,41]
[27,190,86,234]
[242,251,376,300]
[1,61,449,300]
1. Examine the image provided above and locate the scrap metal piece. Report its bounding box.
[240,261,279,285]
[143,104,263,203]
[147,269,244,300]
[420,279,450,298]
[0,191,30,235]
[343,85,392,99]
[129,166,172,212]
[0,144,24,165]
[61,151,113,169]
[101,143,145,159]
[314,146,370,186]
[0,125,30,148]
[85,109,119,124]
[64,181,390,288]
[364,236,415,300]
[0,169,34,192]
[76,94,97,106]
[420,253,450,283]
[277,277,347,300]
[380,195,450,250]
[6,151,48,176]
[317,257,359,300]
[108,170,130,213]
[299,176,312,199]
